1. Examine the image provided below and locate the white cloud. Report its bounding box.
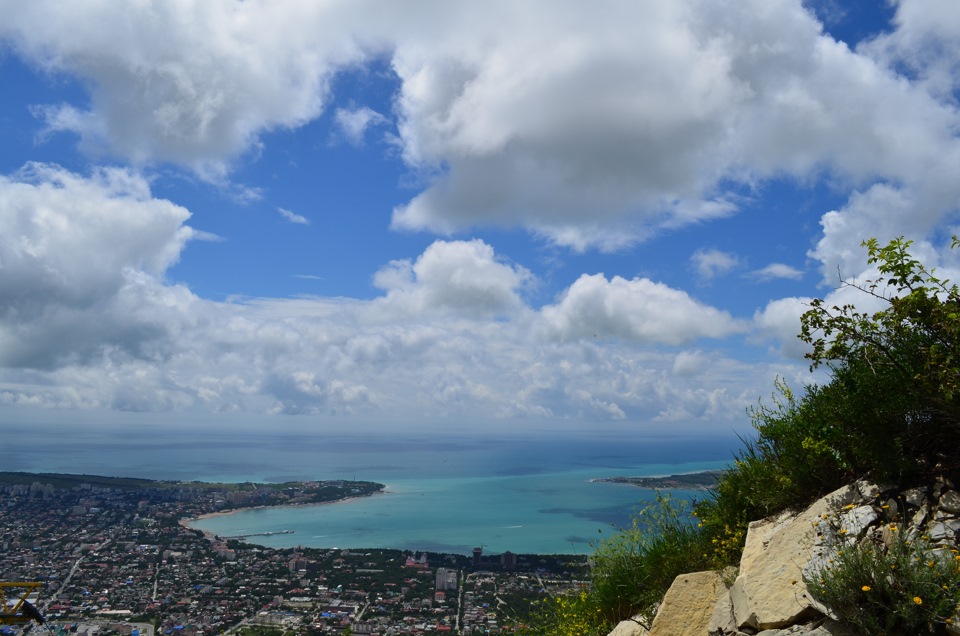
[372,239,532,317]
[1,1,365,176]
[0,164,200,370]
[3,1,959,250]
[277,207,310,225]
[691,249,740,281]
[749,263,804,281]
[0,166,773,422]
[539,274,746,345]
[334,106,388,146]
[861,0,960,100]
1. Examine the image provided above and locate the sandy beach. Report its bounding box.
[182,488,391,529]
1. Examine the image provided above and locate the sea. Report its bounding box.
[4,416,740,555]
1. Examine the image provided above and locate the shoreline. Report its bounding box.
[184,488,391,528]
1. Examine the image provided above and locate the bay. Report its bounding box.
[2,416,739,555]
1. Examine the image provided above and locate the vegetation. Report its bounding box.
[519,237,960,635]
[805,520,960,635]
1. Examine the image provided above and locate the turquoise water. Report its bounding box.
[188,461,727,555]
[3,417,738,554]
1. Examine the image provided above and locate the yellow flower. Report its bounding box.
[914,596,923,605]
[861,585,871,592]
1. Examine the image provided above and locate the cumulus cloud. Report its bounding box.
[372,239,532,317]
[1,1,365,176]
[0,163,197,368]
[0,166,769,421]
[3,1,959,250]
[691,249,740,281]
[539,274,746,344]
[861,0,960,100]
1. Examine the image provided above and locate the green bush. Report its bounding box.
[514,590,609,636]
[589,493,712,628]
[806,527,960,635]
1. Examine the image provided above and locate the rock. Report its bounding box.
[928,519,960,543]
[649,570,724,636]
[708,586,738,636]
[836,505,877,539]
[903,487,926,508]
[940,490,960,514]
[731,484,865,631]
[609,617,649,636]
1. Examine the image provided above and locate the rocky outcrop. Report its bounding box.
[608,478,960,636]
[648,570,725,636]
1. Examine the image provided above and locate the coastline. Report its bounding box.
[184,488,391,528]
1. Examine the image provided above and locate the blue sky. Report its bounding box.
[0,0,958,434]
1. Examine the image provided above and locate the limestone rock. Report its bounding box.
[903,487,926,508]
[708,586,737,636]
[648,570,724,636]
[940,490,960,514]
[730,484,865,631]
[608,617,649,636]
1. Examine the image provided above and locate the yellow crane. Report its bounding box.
[0,582,45,626]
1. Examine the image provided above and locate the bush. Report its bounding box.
[515,590,609,636]
[589,494,713,628]
[806,526,960,635]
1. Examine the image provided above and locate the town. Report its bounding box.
[0,473,590,635]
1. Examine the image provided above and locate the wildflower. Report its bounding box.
[791,580,797,586]
[914,597,923,605]
[862,585,871,592]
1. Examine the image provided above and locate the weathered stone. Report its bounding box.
[928,519,960,543]
[940,490,960,514]
[855,481,881,500]
[731,484,864,631]
[609,617,649,636]
[755,619,857,635]
[903,487,926,508]
[836,504,877,538]
[649,570,724,636]
[708,586,737,636]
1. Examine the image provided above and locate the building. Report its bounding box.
[435,568,458,591]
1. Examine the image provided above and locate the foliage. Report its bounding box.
[514,590,609,636]
[589,493,713,628]
[806,526,960,635]
[800,236,960,476]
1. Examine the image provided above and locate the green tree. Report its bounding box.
[800,236,960,479]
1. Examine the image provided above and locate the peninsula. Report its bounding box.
[593,469,725,490]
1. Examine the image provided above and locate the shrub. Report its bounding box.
[806,527,960,635]
[589,493,712,628]
[514,590,609,636]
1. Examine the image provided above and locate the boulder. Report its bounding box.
[608,617,649,636]
[940,490,960,514]
[708,585,737,636]
[648,570,724,636]
[730,484,865,631]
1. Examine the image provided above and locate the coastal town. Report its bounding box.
[0,473,589,635]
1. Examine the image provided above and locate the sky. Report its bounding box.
[0,0,958,437]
